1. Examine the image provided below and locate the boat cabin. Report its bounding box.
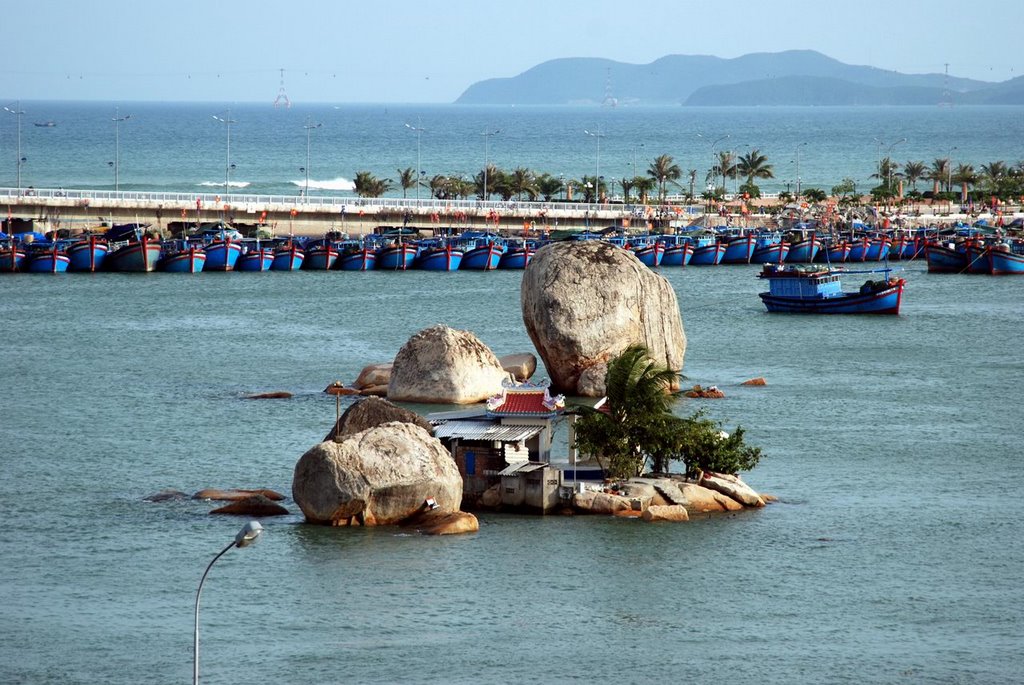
[759,264,843,299]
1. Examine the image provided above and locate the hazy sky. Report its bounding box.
[2,0,1021,104]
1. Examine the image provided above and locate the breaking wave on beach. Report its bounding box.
[291,177,356,191]
[197,180,251,188]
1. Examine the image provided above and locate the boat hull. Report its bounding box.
[67,238,109,272]
[160,248,207,273]
[415,247,463,271]
[26,248,71,273]
[689,242,725,265]
[0,247,27,272]
[989,248,1024,275]
[337,249,377,271]
[785,239,821,263]
[751,243,788,264]
[461,244,504,270]
[106,239,161,272]
[203,240,242,271]
[271,246,305,271]
[376,244,417,270]
[236,248,273,272]
[924,243,968,273]
[721,235,756,264]
[303,246,339,271]
[498,247,535,269]
[661,244,694,266]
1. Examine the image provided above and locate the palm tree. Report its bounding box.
[474,164,502,200]
[396,167,418,199]
[952,163,977,202]
[632,176,656,204]
[578,175,606,203]
[735,149,774,190]
[647,154,682,203]
[535,173,564,201]
[619,177,635,203]
[572,345,679,479]
[903,161,926,192]
[802,188,827,203]
[508,167,538,201]
[711,150,737,193]
[927,158,951,194]
[353,171,392,198]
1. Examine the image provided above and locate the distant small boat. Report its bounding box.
[34,121,57,128]
[758,263,905,315]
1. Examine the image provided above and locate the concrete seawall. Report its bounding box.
[1,187,710,237]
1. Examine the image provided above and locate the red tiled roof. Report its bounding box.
[490,390,553,415]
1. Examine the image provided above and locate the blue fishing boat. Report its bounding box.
[865,235,892,261]
[236,241,274,272]
[375,240,417,270]
[758,264,905,315]
[105,235,161,272]
[689,236,725,265]
[336,239,377,271]
[816,239,850,264]
[721,233,756,264]
[159,240,206,273]
[988,241,1024,275]
[0,239,27,272]
[67,235,109,272]
[203,236,242,271]
[659,236,694,267]
[785,233,821,263]
[751,233,787,264]
[924,241,968,273]
[414,240,463,271]
[846,235,872,262]
[964,242,992,274]
[629,237,665,267]
[303,238,340,270]
[271,241,305,271]
[25,242,71,273]
[498,239,536,269]
[460,232,505,270]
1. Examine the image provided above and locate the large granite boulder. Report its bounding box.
[499,353,537,382]
[387,324,510,404]
[325,396,433,442]
[292,422,462,526]
[521,240,686,396]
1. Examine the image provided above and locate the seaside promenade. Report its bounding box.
[1,186,1013,237]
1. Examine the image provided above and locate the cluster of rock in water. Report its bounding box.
[152,241,769,534]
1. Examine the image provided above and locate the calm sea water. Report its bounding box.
[1,261,1022,684]
[2,102,1023,197]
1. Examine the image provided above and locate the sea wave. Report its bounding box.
[197,181,251,188]
[291,177,356,192]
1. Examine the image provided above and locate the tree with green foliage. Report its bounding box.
[353,171,393,198]
[647,154,682,203]
[736,149,774,195]
[903,161,926,192]
[509,167,538,200]
[802,188,827,203]
[535,173,564,201]
[572,345,762,480]
[397,167,419,199]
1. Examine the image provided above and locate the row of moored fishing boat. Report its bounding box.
[2,223,1022,275]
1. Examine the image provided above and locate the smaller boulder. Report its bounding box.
[193,488,286,502]
[359,384,389,397]
[499,353,537,382]
[642,505,690,522]
[211,495,290,517]
[408,510,480,535]
[741,377,767,386]
[245,391,293,400]
[678,483,743,513]
[683,384,725,398]
[353,362,393,390]
[479,483,502,509]
[576,362,608,397]
[324,382,359,396]
[143,488,188,502]
[701,472,765,508]
[325,396,433,442]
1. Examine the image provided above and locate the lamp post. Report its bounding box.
[211,110,236,196]
[795,141,807,200]
[194,521,263,685]
[584,127,605,202]
[480,128,501,200]
[631,143,645,179]
[109,107,132,193]
[886,138,907,209]
[405,120,425,201]
[300,117,322,199]
[946,145,958,195]
[3,101,25,193]
[698,133,729,195]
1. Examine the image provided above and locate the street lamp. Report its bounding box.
[584,128,605,202]
[631,143,645,178]
[211,110,236,196]
[946,145,958,194]
[795,141,808,199]
[886,138,907,206]
[405,120,425,201]
[698,133,729,195]
[110,107,132,193]
[194,521,263,685]
[3,101,25,193]
[480,128,501,200]
[301,117,322,199]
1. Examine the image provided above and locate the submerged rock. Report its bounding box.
[210,494,289,517]
[143,488,188,502]
[193,488,286,502]
[245,391,294,400]
[521,240,686,396]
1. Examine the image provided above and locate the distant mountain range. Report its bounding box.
[455,50,1024,106]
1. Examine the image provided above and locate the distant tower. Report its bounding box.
[939,63,953,107]
[602,67,618,108]
[274,68,291,108]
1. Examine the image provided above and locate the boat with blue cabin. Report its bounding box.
[67,235,109,272]
[414,239,463,271]
[758,263,905,314]
[498,239,537,269]
[159,239,206,273]
[988,241,1024,275]
[336,238,377,271]
[25,241,71,273]
[459,231,506,270]
[237,241,274,271]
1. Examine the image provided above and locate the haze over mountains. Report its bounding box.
[455,50,1024,106]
